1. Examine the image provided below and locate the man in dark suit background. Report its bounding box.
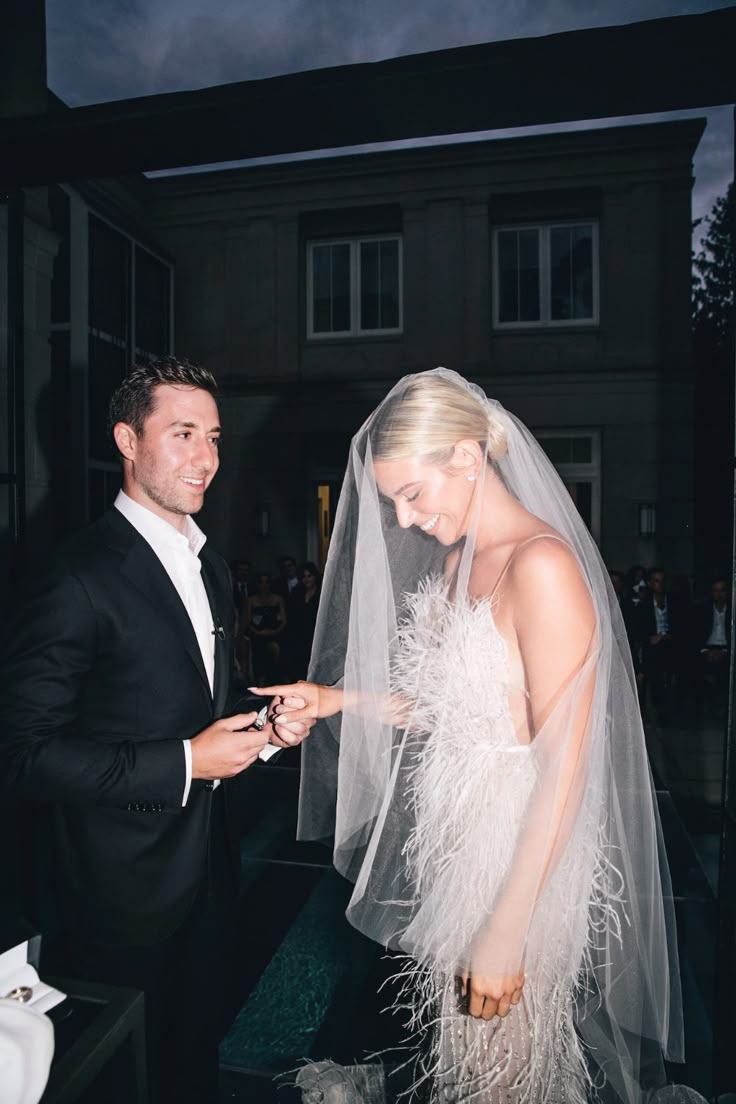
[631,566,689,724]
[692,575,731,709]
[0,358,307,1103]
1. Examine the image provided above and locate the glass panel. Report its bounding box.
[88,335,127,463]
[135,246,170,357]
[49,187,70,325]
[379,239,399,329]
[571,225,593,318]
[360,239,400,331]
[312,245,331,333]
[0,484,12,614]
[551,225,593,321]
[0,203,8,455]
[360,241,379,329]
[541,437,573,463]
[331,244,350,331]
[518,229,540,321]
[89,215,130,340]
[572,436,593,463]
[498,230,519,323]
[564,479,593,531]
[312,243,350,333]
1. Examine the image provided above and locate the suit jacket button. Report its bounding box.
[204,781,214,792]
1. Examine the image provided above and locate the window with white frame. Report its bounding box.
[493,222,598,327]
[307,236,402,337]
[535,429,601,543]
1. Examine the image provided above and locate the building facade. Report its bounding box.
[2,117,704,587]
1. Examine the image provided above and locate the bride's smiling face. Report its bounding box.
[374,448,478,545]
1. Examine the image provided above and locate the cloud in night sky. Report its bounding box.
[45,0,734,226]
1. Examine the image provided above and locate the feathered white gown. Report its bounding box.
[389,578,603,1103]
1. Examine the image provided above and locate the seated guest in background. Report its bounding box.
[693,575,731,710]
[272,554,300,600]
[246,571,287,684]
[230,557,251,608]
[609,567,638,666]
[288,562,322,679]
[626,564,647,604]
[631,566,689,724]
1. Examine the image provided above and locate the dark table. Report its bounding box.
[40,976,147,1104]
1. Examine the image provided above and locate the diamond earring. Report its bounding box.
[466,473,476,482]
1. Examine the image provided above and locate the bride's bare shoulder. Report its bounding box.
[475,526,583,600]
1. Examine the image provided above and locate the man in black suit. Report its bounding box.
[692,575,731,708]
[0,358,307,1103]
[631,566,688,724]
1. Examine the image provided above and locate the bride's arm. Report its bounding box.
[249,681,409,727]
[466,538,596,1017]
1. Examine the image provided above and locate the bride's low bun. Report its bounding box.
[372,370,507,465]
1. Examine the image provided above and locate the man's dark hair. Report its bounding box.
[108,356,218,445]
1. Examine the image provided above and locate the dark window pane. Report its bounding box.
[565,480,593,530]
[518,229,540,321]
[551,225,593,321]
[361,241,379,329]
[88,335,127,462]
[89,215,130,340]
[379,239,399,328]
[135,246,170,357]
[312,243,350,333]
[312,246,331,332]
[541,437,572,463]
[360,239,400,330]
[331,244,350,331]
[498,230,519,323]
[571,226,593,318]
[572,436,593,462]
[0,486,12,611]
[49,187,70,325]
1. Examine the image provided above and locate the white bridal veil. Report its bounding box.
[298,369,684,1101]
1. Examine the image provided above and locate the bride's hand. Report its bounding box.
[248,681,342,723]
[461,968,525,1021]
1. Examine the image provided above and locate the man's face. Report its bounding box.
[648,571,666,595]
[116,384,220,531]
[712,580,729,607]
[283,559,297,579]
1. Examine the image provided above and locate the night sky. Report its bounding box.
[45,0,734,233]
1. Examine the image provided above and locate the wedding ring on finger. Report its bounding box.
[5,986,33,1003]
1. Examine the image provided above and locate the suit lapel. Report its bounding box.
[104,510,213,698]
[200,550,230,719]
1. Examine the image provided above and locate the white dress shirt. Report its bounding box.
[706,605,728,648]
[114,491,216,805]
[654,599,670,635]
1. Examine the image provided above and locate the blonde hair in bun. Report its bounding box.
[372,372,508,466]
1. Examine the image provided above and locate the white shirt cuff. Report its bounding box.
[182,740,193,807]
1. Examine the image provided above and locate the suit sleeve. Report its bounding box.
[0,569,186,808]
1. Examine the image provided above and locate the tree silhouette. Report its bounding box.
[692,182,734,583]
[693,182,734,355]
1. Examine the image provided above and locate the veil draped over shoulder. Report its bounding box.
[297,368,684,1102]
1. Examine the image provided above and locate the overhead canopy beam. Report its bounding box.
[0,7,735,187]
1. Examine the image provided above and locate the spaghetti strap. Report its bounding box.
[489,533,572,599]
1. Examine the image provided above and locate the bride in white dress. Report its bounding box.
[255,369,685,1102]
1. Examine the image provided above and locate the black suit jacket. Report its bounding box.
[0,507,239,948]
[692,601,731,650]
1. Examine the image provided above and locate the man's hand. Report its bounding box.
[190,713,268,779]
